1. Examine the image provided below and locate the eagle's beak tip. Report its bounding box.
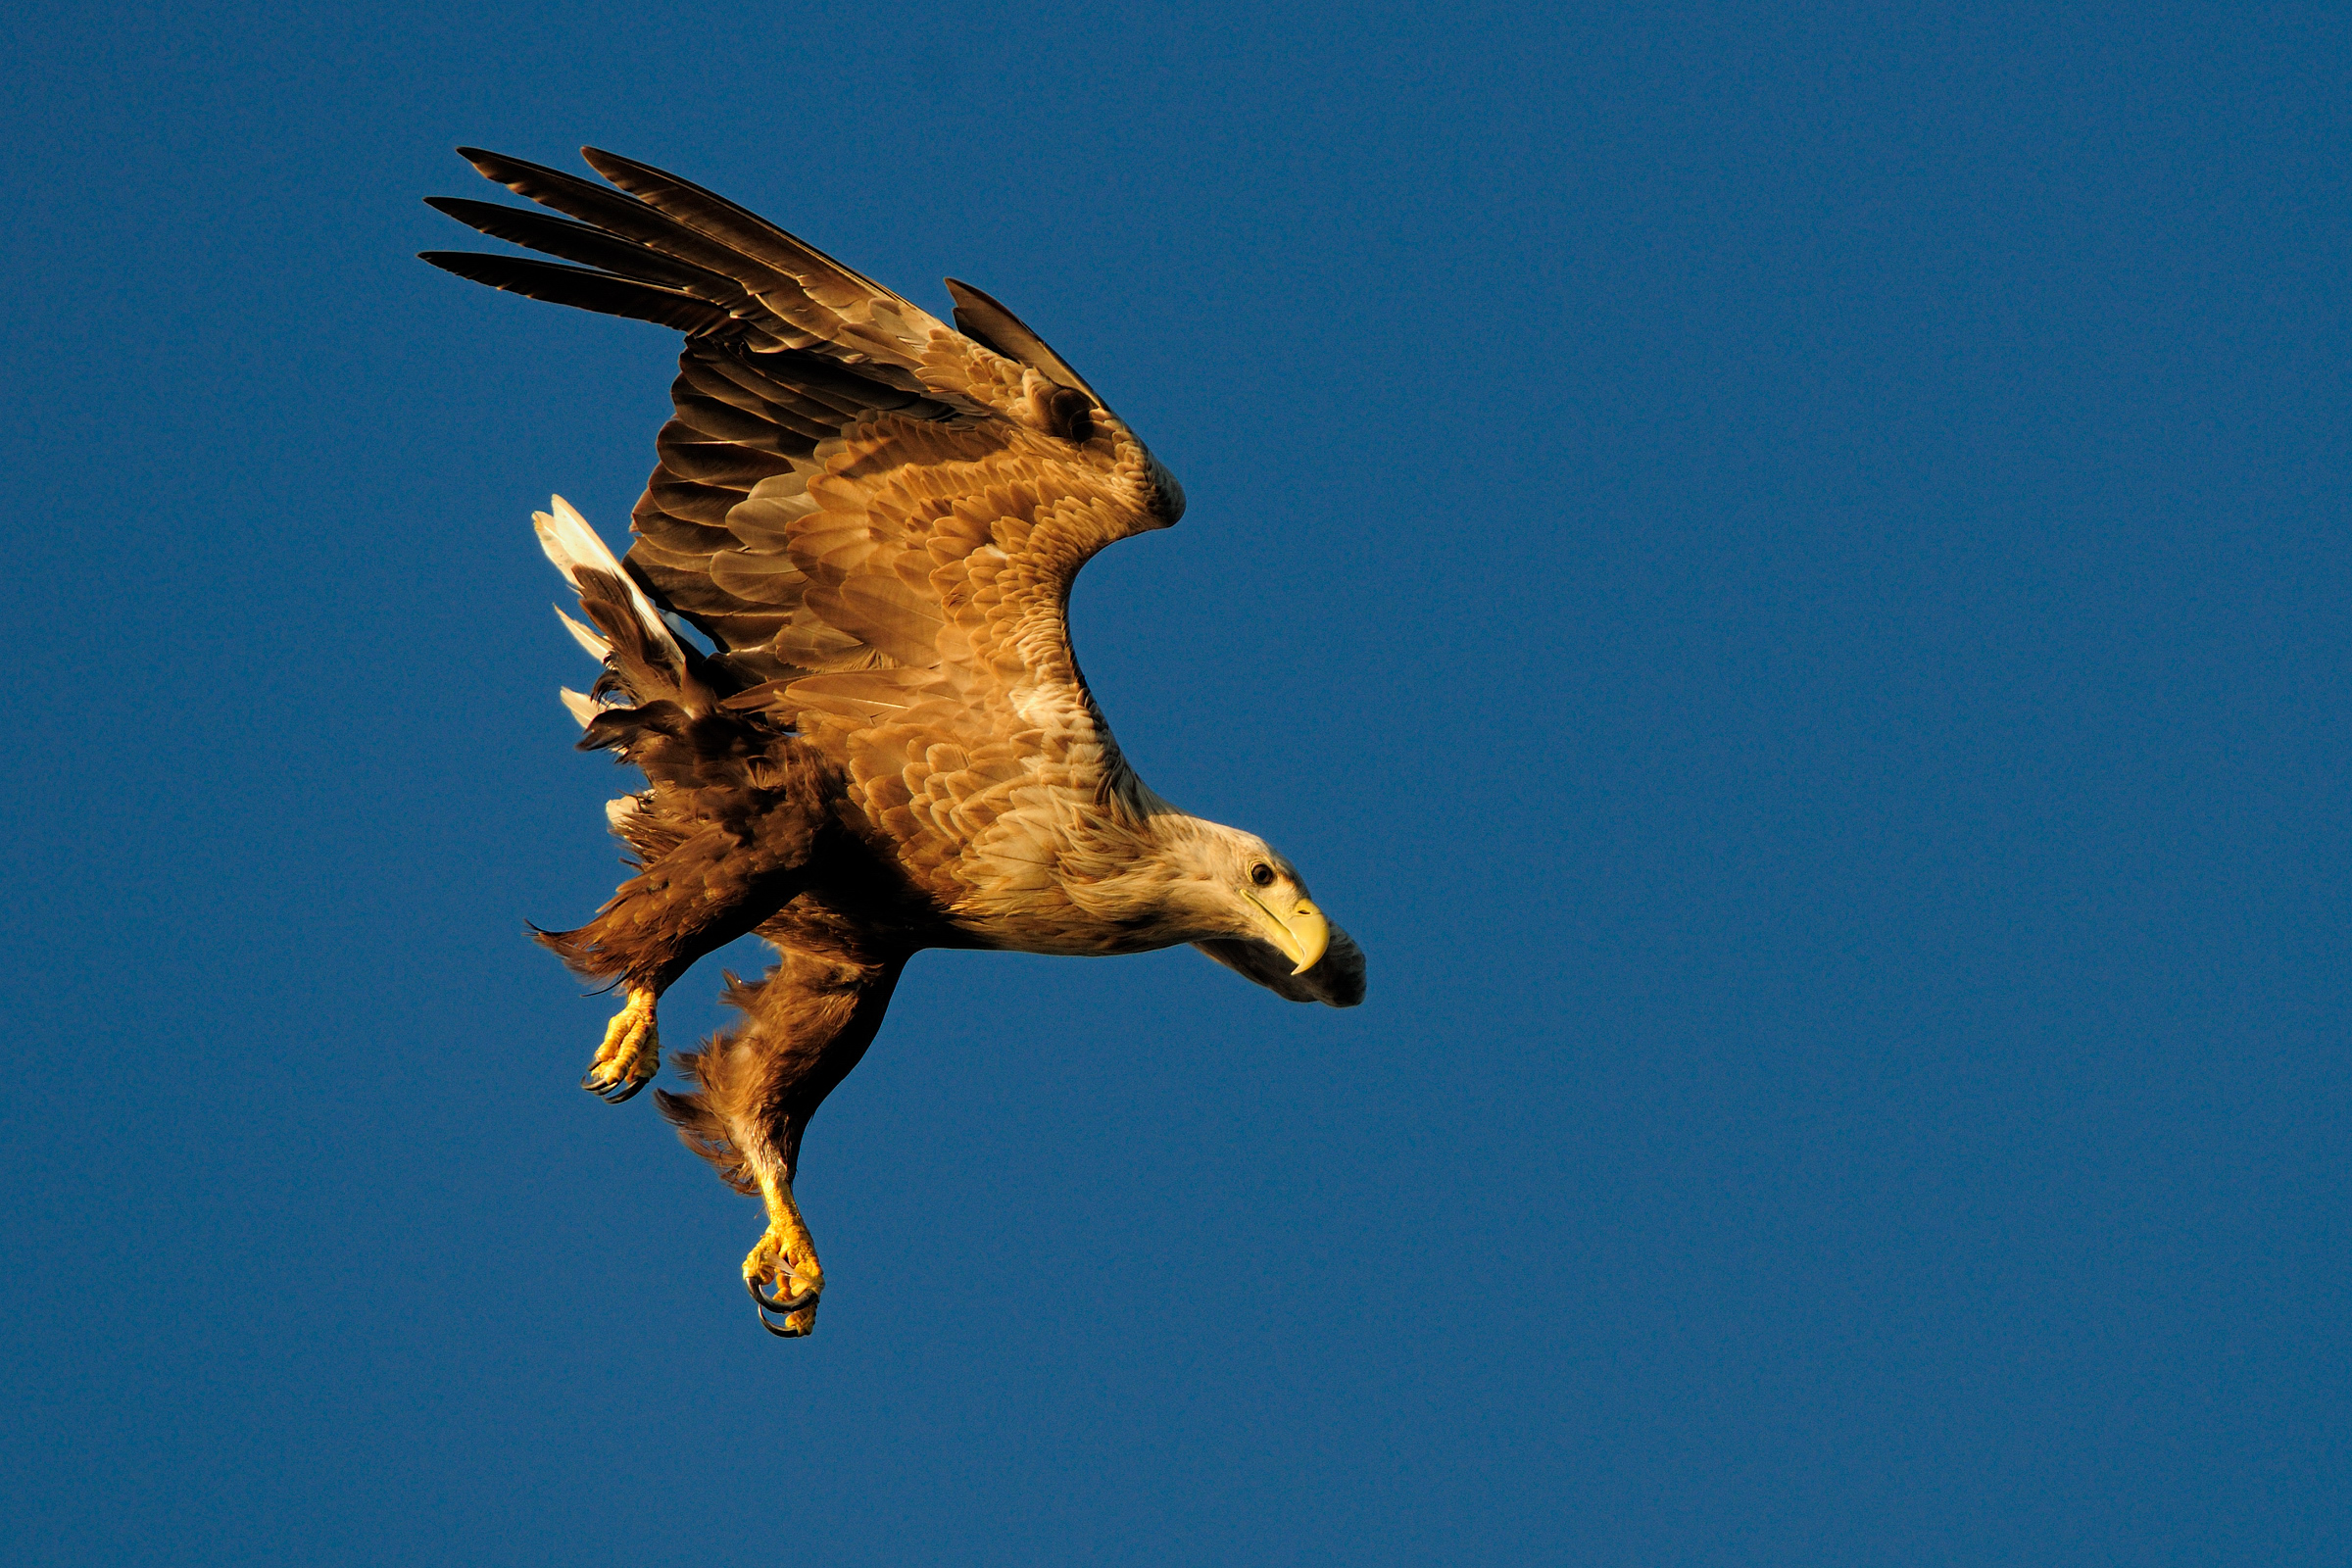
[1287,902,1330,976]
[1247,891,1331,977]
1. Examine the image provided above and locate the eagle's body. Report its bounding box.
[424,148,1363,1335]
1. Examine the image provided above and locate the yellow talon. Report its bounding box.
[745,1174,824,1336]
[580,985,659,1102]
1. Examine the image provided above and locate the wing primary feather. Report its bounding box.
[456,146,671,235]
[418,251,736,336]
[454,147,884,352]
[558,687,603,727]
[578,147,912,311]
[424,197,737,295]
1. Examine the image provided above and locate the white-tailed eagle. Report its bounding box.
[422,148,1365,1337]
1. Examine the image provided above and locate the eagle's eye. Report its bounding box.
[1250,863,1275,888]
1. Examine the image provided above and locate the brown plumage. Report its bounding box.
[423,147,1365,1337]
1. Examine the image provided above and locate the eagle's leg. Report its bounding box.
[744,1168,824,1337]
[579,984,660,1103]
[538,809,819,1105]
[655,912,906,1340]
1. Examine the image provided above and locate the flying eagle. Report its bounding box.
[421,148,1366,1337]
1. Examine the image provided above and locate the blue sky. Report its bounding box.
[4,2,2346,1562]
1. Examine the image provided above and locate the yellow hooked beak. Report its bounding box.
[1246,892,1332,976]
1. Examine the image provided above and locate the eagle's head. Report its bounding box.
[1142,818,1368,1007]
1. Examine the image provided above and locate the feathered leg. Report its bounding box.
[656,913,905,1337]
[539,807,818,1101]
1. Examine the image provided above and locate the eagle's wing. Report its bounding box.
[422,149,1185,903]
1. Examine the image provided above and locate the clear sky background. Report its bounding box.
[4,2,2345,1563]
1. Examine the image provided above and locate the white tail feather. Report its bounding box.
[606,794,646,828]
[559,688,603,728]
[555,607,612,661]
[531,495,684,666]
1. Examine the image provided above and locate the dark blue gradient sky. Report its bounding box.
[5,2,2347,1562]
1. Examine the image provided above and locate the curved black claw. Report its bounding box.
[760,1311,808,1338]
[581,1070,649,1104]
[746,1272,819,1318]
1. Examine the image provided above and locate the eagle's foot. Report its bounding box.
[580,985,659,1103]
[744,1184,823,1337]
[744,1229,822,1336]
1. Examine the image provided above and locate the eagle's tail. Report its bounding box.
[533,494,690,709]
[526,496,820,985]
[531,495,727,842]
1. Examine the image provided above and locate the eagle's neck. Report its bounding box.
[949,760,1242,955]
[1049,805,1242,949]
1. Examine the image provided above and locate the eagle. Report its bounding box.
[420,148,1366,1337]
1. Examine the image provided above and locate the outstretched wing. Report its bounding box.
[423,149,1187,901]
